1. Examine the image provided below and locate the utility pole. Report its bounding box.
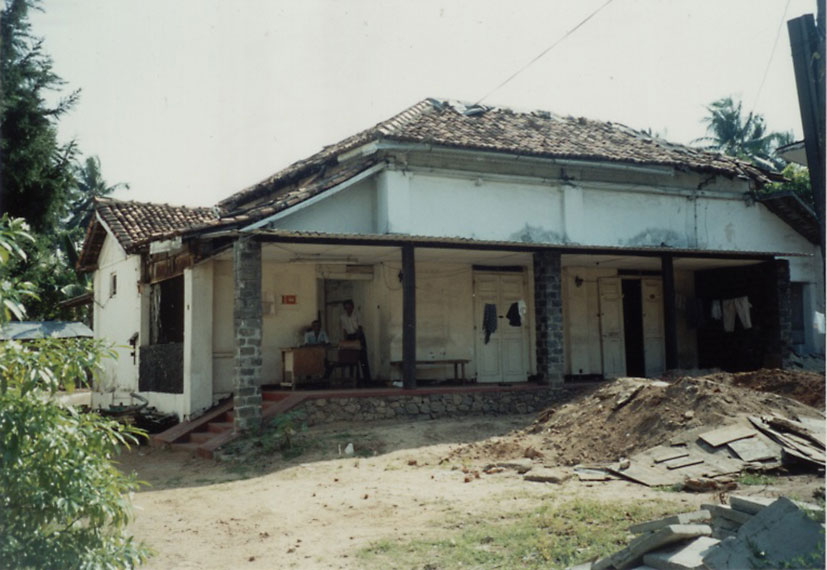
[788,2,826,261]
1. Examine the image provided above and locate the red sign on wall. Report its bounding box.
[281,294,297,305]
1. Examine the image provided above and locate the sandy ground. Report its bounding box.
[121,414,823,570]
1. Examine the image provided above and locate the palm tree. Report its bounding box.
[67,155,129,232]
[695,97,790,171]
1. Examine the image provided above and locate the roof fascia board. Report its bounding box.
[241,162,386,231]
[377,141,677,177]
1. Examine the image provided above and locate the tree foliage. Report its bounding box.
[1,1,128,321]
[0,0,78,232]
[0,215,151,569]
[696,97,791,172]
[763,162,815,209]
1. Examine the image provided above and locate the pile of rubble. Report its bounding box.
[596,412,825,488]
[569,495,825,570]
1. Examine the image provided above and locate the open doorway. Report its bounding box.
[622,279,645,377]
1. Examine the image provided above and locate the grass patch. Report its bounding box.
[358,497,680,569]
[738,472,777,486]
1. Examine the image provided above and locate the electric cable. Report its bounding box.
[474,0,615,106]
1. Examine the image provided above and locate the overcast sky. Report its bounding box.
[31,0,817,207]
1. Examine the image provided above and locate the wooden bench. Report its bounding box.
[389,359,470,384]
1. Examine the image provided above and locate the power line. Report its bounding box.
[749,0,791,118]
[474,0,615,106]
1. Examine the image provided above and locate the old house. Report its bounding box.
[77,98,824,428]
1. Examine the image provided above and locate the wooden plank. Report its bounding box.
[727,437,780,462]
[665,457,706,470]
[653,450,690,464]
[699,425,756,447]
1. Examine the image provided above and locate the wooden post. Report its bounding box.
[661,254,678,371]
[401,244,416,389]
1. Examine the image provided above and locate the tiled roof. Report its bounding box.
[95,198,217,251]
[218,98,780,213]
[77,198,218,270]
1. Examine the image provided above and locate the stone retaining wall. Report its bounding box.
[295,386,581,426]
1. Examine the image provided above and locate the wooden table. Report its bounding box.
[389,359,470,384]
[280,346,326,389]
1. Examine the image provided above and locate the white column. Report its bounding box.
[183,261,214,418]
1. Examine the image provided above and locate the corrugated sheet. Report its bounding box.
[0,321,94,340]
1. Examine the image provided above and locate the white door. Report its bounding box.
[474,272,530,383]
[598,277,626,378]
[642,278,665,377]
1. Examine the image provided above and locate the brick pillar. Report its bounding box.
[533,250,564,386]
[774,259,793,368]
[233,237,262,433]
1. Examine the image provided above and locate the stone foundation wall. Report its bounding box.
[295,387,580,426]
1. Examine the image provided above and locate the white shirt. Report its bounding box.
[340,309,362,335]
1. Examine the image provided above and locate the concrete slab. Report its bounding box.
[726,437,779,462]
[594,524,713,570]
[642,536,720,570]
[699,425,756,448]
[702,504,753,525]
[728,495,774,515]
[703,497,825,570]
[629,510,711,535]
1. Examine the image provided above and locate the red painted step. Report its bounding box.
[151,390,307,458]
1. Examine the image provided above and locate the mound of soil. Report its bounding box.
[450,370,825,467]
[724,369,824,409]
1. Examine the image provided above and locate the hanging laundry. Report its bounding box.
[506,302,521,326]
[483,303,497,344]
[517,299,527,317]
[722,299,736,332]
[733,296,752,329]
[814,312,826,334]
[711,300,722,320]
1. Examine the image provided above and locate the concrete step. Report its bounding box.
[189,431,217,444]
[207,422,233,433]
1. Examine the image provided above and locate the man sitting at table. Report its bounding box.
[303,320,329,345]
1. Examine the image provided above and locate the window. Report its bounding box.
[109,273,117,298]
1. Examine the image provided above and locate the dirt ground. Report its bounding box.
[123,369,825,570]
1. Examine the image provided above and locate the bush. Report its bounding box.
[0,216,150,568]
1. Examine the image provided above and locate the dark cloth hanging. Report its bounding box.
[506,302,521,326]
[483,303,497,344]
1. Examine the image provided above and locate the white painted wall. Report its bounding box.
[261,262,319,384]
[406,172,566,243]
[270,178,377,234]
[91,234,143,410]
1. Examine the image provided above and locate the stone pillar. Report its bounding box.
[533,250,564,386]
[774,259,793,368]
[233,237,262,433]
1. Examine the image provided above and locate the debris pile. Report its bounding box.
[532,374,823,465]
[447,370,825,488]
[569,495,825,570]
[602,412,825,488]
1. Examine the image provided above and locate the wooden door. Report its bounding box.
[642,278,665,377]
[598,277,626,378]
[474,272,530,383]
